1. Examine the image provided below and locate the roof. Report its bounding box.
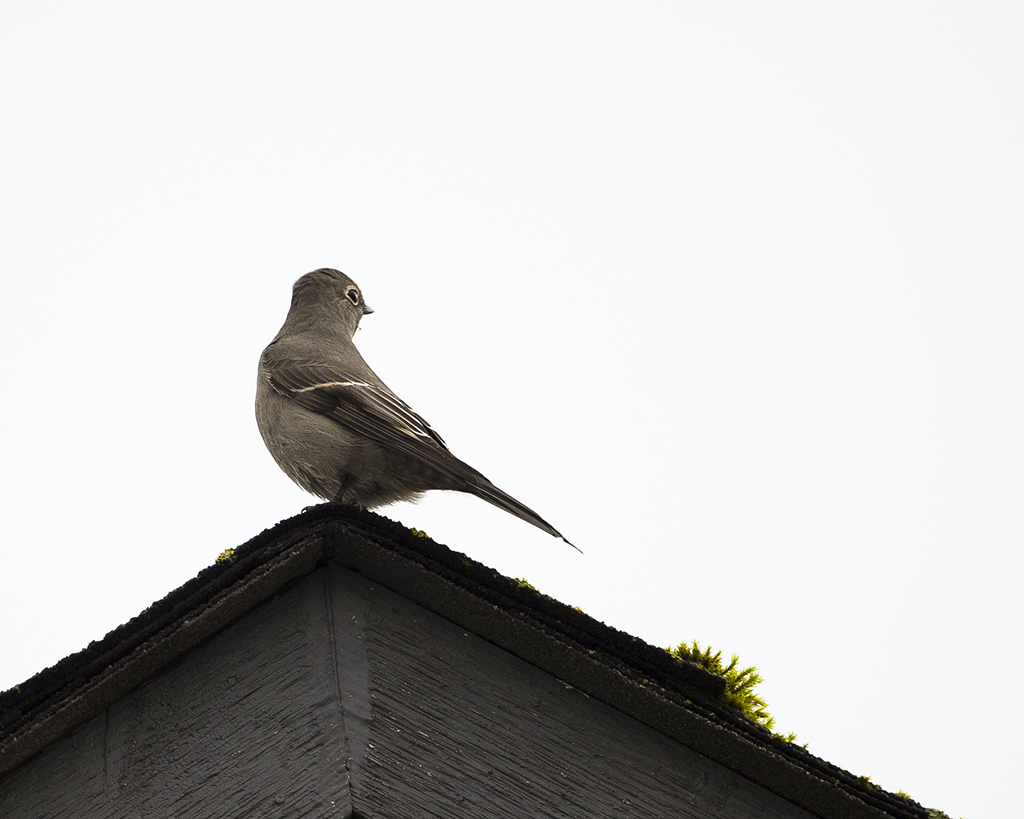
[0,504,928,819]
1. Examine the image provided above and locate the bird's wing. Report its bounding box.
[261,350,476,470]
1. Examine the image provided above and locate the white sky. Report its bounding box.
[2,4,1020,817]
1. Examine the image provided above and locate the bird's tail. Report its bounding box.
[465,478,580,552]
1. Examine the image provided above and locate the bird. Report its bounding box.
[256,268,575,548]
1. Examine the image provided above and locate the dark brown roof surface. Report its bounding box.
[0,504,928,819]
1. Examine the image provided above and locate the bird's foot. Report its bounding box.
[330,498,366,511]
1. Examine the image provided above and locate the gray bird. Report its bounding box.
[256,268,574,547]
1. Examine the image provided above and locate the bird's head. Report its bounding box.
[289,268,374,339]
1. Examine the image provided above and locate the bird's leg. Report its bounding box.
[331,474,366,509]
[331,474,352,504]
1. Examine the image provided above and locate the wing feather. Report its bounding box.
[262,354,490,481]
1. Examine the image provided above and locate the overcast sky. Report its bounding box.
[2,5,1020,817]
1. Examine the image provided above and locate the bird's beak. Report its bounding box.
[363,303,374,315]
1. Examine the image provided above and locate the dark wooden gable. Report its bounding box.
[0,506,928,819]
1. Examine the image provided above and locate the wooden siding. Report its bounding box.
[1,565,818,818]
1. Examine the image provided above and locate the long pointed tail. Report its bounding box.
[464,478,580,552]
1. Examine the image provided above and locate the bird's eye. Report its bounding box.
[345,287,360,306]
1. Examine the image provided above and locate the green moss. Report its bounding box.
[215,548,237,565]
[666,640,798,743]
[668,643,942,807]
[409,527,430,538]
